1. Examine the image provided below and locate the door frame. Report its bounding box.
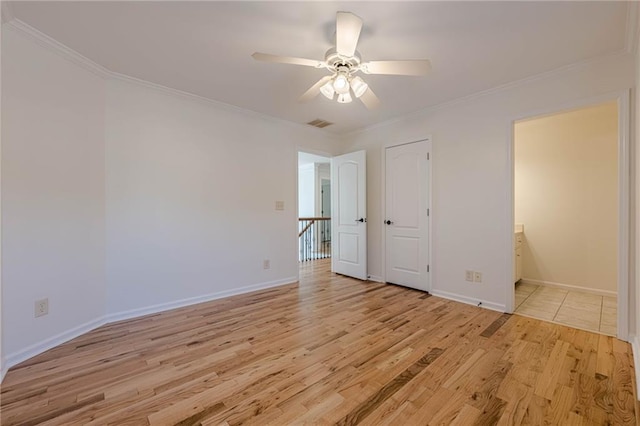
[506,90,630,341]
[295,147,333,281]
[380,138,433,290]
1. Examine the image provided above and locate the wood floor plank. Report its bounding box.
[480,313,512,337]
[335,347,444,425]
[495,376,533,426]
[0,259,637,425]
[534,339,571,400]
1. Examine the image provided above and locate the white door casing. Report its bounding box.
[384,141,430,291]
[331,151,367,280]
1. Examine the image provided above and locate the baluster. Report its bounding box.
[298,218,331,262]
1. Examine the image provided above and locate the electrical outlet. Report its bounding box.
[263,259,270,269]
[474,272,482,283]
[465,270,474,282]
[35,298,49,317]
[275,201,284,211]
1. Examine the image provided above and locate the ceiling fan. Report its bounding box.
[252,11,431,109]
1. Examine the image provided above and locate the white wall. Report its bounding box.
[299,161,330,218]
[298,164,315,217]
[341,53,635,311]
[104,79,337,317]
[1,27,106,362]
[0,26,339,372]
[315,163,330,217]
[515,102,618,294]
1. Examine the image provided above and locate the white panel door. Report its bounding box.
[385,141,430,291]
[331,150,367,280]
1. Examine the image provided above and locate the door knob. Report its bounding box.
[385,220,394,225]
[356,218,366,223]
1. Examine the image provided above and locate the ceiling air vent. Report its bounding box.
[306,119,333,129]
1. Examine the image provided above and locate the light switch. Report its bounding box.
[275,201,285,211]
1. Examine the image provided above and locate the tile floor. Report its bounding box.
[514,282,617,336]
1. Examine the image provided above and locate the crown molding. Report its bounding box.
[4,18,340,141]
[106,69,337,139]
[6,18,110,78]
[345,49,631,138]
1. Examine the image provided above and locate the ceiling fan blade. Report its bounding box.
[360,60,432,76]
[299,76,333,102]
[252,52,325,68]
[336,12,363,57]
[359,87,381,110]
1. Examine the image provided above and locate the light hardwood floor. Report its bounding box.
[1,259,638,425]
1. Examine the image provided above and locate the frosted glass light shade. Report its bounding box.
[333,74,350,94]
[320,80,335,99]
[337,92,353,103]
[350,76,368,98]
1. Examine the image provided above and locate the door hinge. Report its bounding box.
[427,208,430,216]
[427,153,430,160]
[427,265,430,272]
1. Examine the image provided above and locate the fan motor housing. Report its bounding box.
[324,48,361,73]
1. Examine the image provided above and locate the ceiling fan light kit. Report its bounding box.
[252,11,431,110]
[318,74,368,104]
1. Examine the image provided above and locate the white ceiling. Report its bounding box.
[7,1,631,134]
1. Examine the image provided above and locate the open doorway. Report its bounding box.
[512,101,618,336]
[298,152,331,262]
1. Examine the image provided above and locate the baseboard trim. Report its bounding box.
[105,277,298,324]
[520,278,617,297]
[430,289,506,313]
[630,335,640,399]
[1,277,298,382]
[4,316,107,373]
